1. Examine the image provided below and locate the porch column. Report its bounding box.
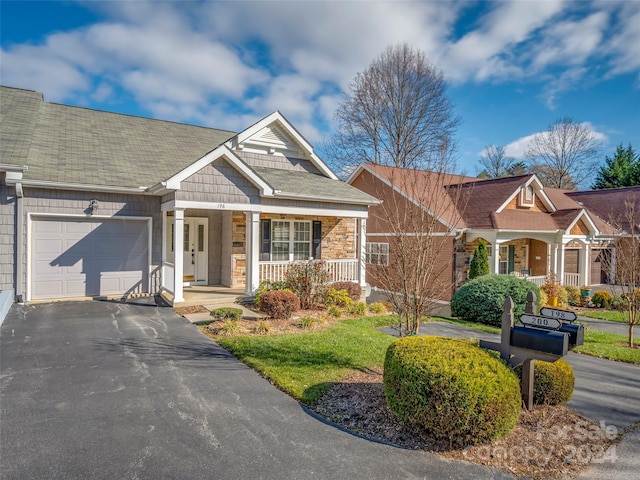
[173,208,185,304]
[357,218,367,287]
[558,243,566,284]
[549,243,558,277]
[580,243,590,286]
[245,211,260,295]
[492,242,501,274]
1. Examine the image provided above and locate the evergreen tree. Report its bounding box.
[469,240,490,279]
[592,143,639,189]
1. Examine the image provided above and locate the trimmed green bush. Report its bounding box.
[324,288,353,307]
[451,274,541,327]
[210,307,243,321]
[258,290,300,319]
[557,286,569,308]
[469,240,490,280]
[383,336,521,447]
[514,359,575,405]
[368,302,388,314]
[592,290,613,308]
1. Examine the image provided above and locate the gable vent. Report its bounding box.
[259,126,290,146]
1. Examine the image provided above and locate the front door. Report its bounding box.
[183,218,208,285]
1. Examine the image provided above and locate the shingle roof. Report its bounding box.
[1,86,236,188]
[568,186,640,234]
[252,166,378,204]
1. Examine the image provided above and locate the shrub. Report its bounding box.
[383,336,521,447]
[255,280,290,305]
[285,260,331,309]
[258,290,300,319]
[469,240,490,280]
[541,271,561,298]
[557,286,569,308]
[298,315,318,329]
[331,282,362,301]
[253,320,272,335]
[592,290,613,309]
[538,288,548,307]
[324,288,353,307]
[345,301,367,316]
[210,307,243,321]
[327,305,342,318]
[368,302,387,314]
[514,359,575,405]
[565,286,581,306]
[451,275,541,327]
[215,319,247,337]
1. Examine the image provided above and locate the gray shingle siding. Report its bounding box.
[15,188,162,295]
[236,151,321,174]
[0,177,16,291]
[177,159,259,204]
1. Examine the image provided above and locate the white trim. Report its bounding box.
[169,199,369,219]
[565,209,599,236]
[366,231,458,237]
[26,213,153,302]
[0,163,28,172]
[164,145,274,195]
[229,111,338,180]
[349,164,457,230]
[273,191,380,206]
[6,178,149,194]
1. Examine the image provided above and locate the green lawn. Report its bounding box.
[574,330,640,364]
[216,316,397,404]
[580,310,626,323]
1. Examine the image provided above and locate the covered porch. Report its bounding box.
[159,205,367,305]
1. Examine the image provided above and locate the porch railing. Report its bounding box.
[525,275,546,287]
[162,262,175,294]
[563,273,582,287]
[259,259,359,284]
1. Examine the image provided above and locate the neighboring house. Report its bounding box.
[348,163,625,300]
[0,86,378,305]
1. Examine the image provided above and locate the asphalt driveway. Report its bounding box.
[0,301,511,480]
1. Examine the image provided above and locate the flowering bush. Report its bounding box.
[285,260,331,309]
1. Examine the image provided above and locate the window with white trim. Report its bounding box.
[519,185,535,207]
[269,220,312,261]
[366,242,389,265]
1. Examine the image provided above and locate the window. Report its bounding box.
[519,185,535,207]
[486,246,493,257]
[499,245,509,275]
[366,242,389,265]
[265,220,312,261]
[198,224,205,252]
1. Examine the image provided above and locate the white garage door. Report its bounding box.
[31,217,149,300]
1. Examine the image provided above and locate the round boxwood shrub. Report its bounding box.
[514,359,575,405]
[592,290,613,309]
[258,290,300,319]
[383,336,521,447]
[451,274,541,327]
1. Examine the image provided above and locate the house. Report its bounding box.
[0,86,378,306]
[348,163,628,300]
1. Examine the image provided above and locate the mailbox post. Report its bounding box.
[480,291,584,410]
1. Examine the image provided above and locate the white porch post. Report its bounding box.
[173,208,185,303]
[245,211,260,294]
[357,218,367,287]
[558,243,566,284]
[580,243,590,286]
[493,241,501,274]
[549,243,558,277]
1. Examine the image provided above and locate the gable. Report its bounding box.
[175,158,259,204]
[235,151,322,174]
[503,191,550,213]
[570,219,590,235]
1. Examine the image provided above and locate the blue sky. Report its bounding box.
[2,1,639,181]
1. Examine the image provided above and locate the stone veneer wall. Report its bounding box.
[458,237,536,282]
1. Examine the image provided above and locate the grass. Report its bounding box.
[425,316,501,334]
[574,329,640,364]
[216,315,397,404]
[580,309,626,323]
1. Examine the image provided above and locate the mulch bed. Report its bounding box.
[311,369,619,480]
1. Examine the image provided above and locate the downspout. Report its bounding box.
[15,183,24,303]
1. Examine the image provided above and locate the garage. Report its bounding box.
[591,248,611,285]
[31,217,150,300]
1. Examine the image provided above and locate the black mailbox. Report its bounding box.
[511,326,569,356]
[558,323,584,348]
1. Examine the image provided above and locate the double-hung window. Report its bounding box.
[262,220,316,261]
[366,242,389,265]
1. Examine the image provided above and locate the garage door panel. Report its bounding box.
[31,218,149,300]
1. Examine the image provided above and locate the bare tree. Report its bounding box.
[603,195,640,347]
[331,43,460,172]
[365,150,470,336]
[478,144,515,178]
[524,117,602,189]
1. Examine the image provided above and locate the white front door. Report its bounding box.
[182,218,208,285]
